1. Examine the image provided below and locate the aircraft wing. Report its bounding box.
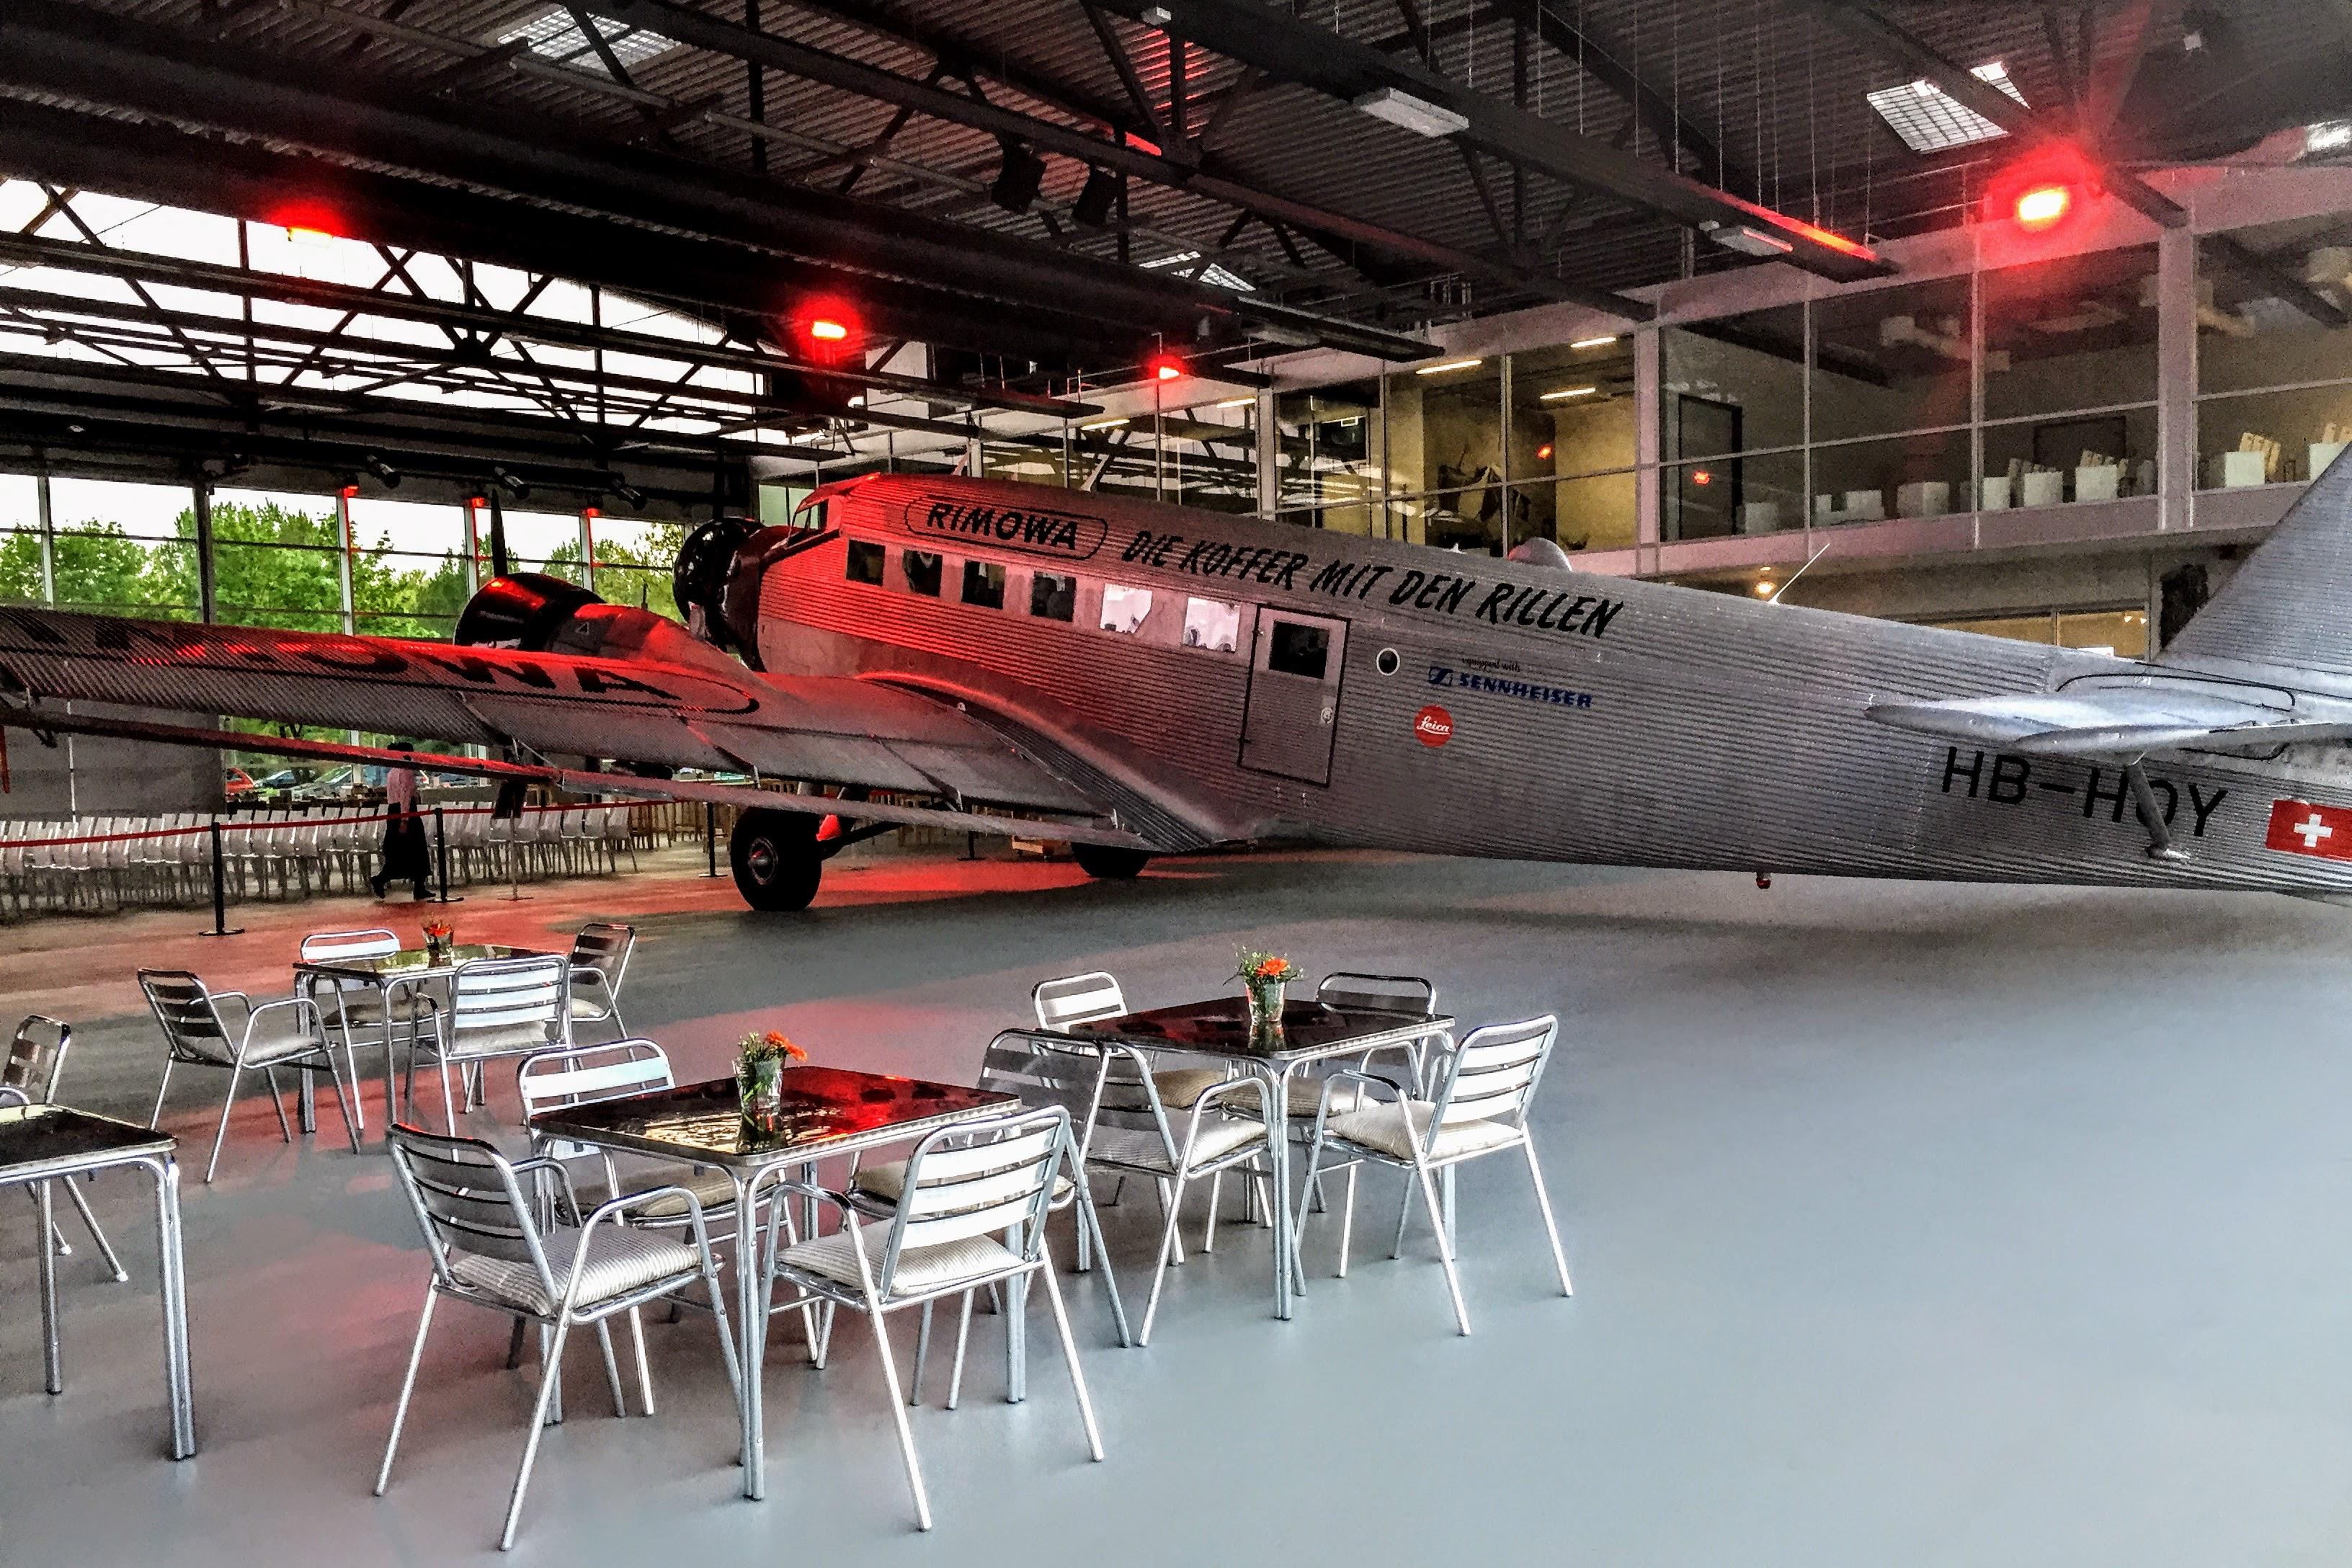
[1865,687,2352,759]
[0,605,1176,849]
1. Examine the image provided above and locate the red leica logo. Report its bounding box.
[1413,704,1453,746]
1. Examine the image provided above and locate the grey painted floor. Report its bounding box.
[4,848,2349,1567]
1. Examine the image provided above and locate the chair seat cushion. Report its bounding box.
[1322,1101,1523,1163]
[438,1022,563,1059]
[449,1224,703,1315]
[240,1014,328,1066]
[1152,1067,1227,1110]
[852,1159,1074,1208]
[1286,1076,1374,1119]
[780,1224,1020,1296]
[318,992,430,1031]
[574,1164,741,1221]
[568,997,618,1021]
[1087,1115,1268,1175]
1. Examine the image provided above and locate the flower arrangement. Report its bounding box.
[1234,948,1295,1042]
[421,919,455,963]
[736,1029,807,1110]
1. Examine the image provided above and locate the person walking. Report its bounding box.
[371,744,431,900]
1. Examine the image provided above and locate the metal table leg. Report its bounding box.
[734,1170,765,1500]
[147,1154,195,1458]
[37,1177,61,1395]
[1266,1064,1296,1320]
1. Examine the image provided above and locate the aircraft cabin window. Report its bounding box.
[1030,571,1076,622]
[845,540,886,585]
[1266,619,1331,680]
[1183,596,1241,653]
[1100,584,1153,635]
[963,560,1006,609]
[903,549,943,597]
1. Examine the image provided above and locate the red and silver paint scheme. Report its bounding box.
[11,454,2352,911]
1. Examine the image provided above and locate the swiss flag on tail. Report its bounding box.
[2264,798,2352,860]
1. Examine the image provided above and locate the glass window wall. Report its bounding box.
[1510,339,1637,551]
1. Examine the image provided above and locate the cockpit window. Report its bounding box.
[845,540,885,585]
[903,550,942,596]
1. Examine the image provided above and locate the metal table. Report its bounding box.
[294,943,545,1135]
[1,1103,194,1458]
[1070,997,1452,1321]
[527,1066,1015,1501]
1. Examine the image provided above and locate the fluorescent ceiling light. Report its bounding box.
[1569,335,1618,349]
[1213,396,1255,409]
[1703,223,1795,258]
[1866,62,2024,154]
[502,9,678,74]
[1415,357,1484,375]
[1079,416,1130,430]
[1353,86,1471,138]
[1539,386,1598,401]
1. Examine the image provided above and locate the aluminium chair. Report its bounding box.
[298,927,432,1133]
[5,1015,127,1281]
[764,1104,1104,1531]
[377,1123,742,1551]
[139,969,361,1182]
[845,1030,1133,1400]
[408,953,569,1128]
[1293,1014,1572,1335]
[565,922,636,1043]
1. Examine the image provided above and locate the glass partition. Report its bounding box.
[1273,380,1382,533]
[1383,358,1506,550]
[1510,339,1637,549]
[2197,214,2352,489]
[1809,275,1974,443]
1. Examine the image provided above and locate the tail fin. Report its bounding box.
[2165,446,2352,675]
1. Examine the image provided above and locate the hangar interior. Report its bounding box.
[5,0,2352,1563]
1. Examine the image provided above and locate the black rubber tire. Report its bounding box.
[729,808,822,911]
[1072,842,1153,881]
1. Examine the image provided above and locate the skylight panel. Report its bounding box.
[500,9,678,75]
[1866,62,2026,154]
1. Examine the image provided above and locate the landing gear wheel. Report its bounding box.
[729,808,821,911]
[1072,842,1153,881]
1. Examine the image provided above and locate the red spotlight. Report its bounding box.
[790,298,860,361]
[1147,355,1184,382]
[267,200,344,241]
[1534,442,1554,461]
[1691,468,1713,486]
[2013,182,2072,231]
[1986,148,2098,235]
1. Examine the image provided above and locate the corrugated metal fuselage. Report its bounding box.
[757,474,2352,893]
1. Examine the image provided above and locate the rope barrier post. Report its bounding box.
[198,817,242,938]
[432,806,461,904]
[704,802,721,878]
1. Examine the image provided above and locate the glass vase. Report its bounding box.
[738,1055,785,1115]
[1246,979,1286,1045]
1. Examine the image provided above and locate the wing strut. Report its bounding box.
[2125,760,2190,864]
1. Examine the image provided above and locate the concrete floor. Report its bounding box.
[4,845,2349,1567]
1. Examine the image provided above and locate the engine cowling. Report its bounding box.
[453,570,749,677]
[672,517,818,670]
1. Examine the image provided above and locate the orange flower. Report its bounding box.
[764,1030,808,1061]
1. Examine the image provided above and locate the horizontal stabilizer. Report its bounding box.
[1866,688,2352,759]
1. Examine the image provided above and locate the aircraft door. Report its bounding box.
[1239,610,1348,785]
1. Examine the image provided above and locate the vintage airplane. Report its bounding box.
[9,455,2352,912]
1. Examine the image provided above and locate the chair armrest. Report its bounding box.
[208,989,253,1016]
[1306,1069,1410,1141]
[0,1085,30,1108]
[240,994,321,1047]
[509,1154,583,1222]
[1188,1074,1275,1119]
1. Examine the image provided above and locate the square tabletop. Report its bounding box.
[527,1065,1017,1171]
[1070,996,1454,1064]
[295,943,544,981]
[0,1103,177,1182]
